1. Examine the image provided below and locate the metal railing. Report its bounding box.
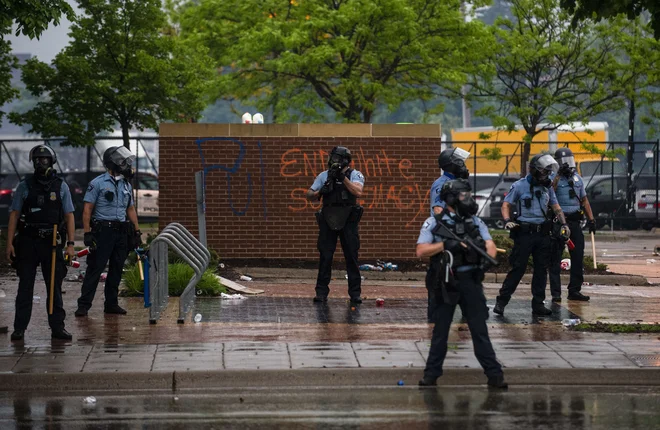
[147,223,210,324]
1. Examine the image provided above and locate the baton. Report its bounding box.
[590,232,597,269]
[48,225,57,315]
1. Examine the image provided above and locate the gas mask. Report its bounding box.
[439,148,470,179]
[33,157,55,178]
[530,154,558,187]
[455,191,479,218]
[557,155,576,177]
[104,146,136,179]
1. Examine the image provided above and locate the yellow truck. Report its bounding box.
[450,122,610,175]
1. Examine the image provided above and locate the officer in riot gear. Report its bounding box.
[430,147,471,216]
[307,146,365,304]
[417,179,507,389]
[549,148,595,302]
[75,146,141,317]
[6,145,76,341]
[495,153,568,316]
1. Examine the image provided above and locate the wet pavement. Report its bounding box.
[1,386,660,429]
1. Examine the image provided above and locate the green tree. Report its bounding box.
[174,0,492,123]
[0,0,73,120]
[467,0,624,174]
[560,0,660,39]
[10,0,215,147]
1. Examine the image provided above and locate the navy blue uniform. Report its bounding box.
[77,173,133,312]
[550,173,587,297]
[497,176,558,308]
[417,214,502,382]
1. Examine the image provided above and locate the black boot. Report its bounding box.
[418,377,438,387]
[313,296,328,303]
[551,296,562,303]
[487,374,508,390]
[74,307,88,317]
[10,330,24,342]
[51,329,73,341]
[349,297,363,304]
[532,305,553,316]
[493,301,505,315]
[567,292,590,301]
[104,305,127,315]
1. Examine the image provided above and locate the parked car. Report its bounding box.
[474,176,520,227]
[133,172,159,220]
[635,187,659,230]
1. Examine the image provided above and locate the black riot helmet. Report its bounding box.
[440,178,479,218]
[437,147,470,179]
[103,146,136,179]
[554,147,576,176]
[529,153,559,187]
[328,146,352,169]
[29,145,57,178]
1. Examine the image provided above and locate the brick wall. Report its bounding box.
[159,124,443,261]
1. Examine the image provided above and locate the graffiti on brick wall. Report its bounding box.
[196,137,268,219]
[281,148,430,227]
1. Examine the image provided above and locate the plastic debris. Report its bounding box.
[193,314,202,323]
[344,275,365,280]
[379,261,398,271]
[173,396,179,402]
[131,327,136,331]
[221,293,246,300]
[562,318,581,327]
[560,258,571,271]
[359,264,383,271]
[33,296,40,303]
[0,289,5,298]
[239,275,253,282]
[196,289,202,296]
[219,263,226,269]
[397,380,405,386]
[407,362,413,368]
[82,396,96,406]
[646,259,657,264]
[582,282,593,286]
[376,298,385,306]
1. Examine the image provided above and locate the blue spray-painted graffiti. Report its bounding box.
[195,137,267,219]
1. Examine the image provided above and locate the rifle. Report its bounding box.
[433,219,498,268]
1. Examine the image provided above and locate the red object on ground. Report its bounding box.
[376,298,385,306]
[70,261,81,268]
[567,239,575,251]
[77,248,90,258]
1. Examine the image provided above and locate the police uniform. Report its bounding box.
[429,173,455,216]
[497,176,558,309]
[310,169,365,300]
[549,172,587,298]
[76,172,133,314]
[417,214,503,384]
[11,176,74,335]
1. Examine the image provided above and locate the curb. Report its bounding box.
[243,267,649,286]
[2,368,660,392]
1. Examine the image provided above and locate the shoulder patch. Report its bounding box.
[509,184,516,192]
[423,220,431,230]
[87,183,94,192]
[355,171,364,180]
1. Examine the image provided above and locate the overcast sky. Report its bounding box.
[7,0,79,63]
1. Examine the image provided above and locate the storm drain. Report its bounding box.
[627,355,660,367]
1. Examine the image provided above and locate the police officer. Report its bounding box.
[307,146,365,304]
[494,153,569,316]
[549,148,596,302]
[75,146,141,316]
[430,147,470,216]
[417,179,507,389]
[6,145,75,341]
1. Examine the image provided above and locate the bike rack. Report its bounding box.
[147,223,210,324]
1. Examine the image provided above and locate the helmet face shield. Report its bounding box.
[535,154,559,176]
[452,147,470,161]
[559,156,576,168]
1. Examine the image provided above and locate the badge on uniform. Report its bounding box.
[50,191,57,201]
[573,175,579,182]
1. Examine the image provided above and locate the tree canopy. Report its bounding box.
[175,0,492,123]
[467,0,625,173]
[10,0,215,147]
[560,0,660,39]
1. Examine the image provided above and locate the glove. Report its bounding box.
[319,180,333,196]
[587,219,597,234]
[336,169,346,182]
[504,220,518,230]
[560,224,571,240]
[134,229,143,248]
[83,232,97,250]
[443,239,463,253]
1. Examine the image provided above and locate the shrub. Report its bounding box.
[121,263,226,297]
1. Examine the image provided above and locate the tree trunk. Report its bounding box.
[520,137,532,178]
[626,97,635,215]
[121,123,131,149]
[363,108,373,123]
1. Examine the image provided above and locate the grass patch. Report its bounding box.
[572,321,660,333]
[121,263,226,297]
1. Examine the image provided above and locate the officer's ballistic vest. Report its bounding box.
[322,168,357,207]
[21,176,64,227]
[427,216,485,290]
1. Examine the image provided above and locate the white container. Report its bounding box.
[253,113,264,124]
[241,112,252,124]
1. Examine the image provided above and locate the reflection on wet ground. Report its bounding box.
[195,297,581,324]
[1,386,659,429]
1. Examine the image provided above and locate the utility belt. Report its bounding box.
[92,219,128,232]
[517,221,551,235]
[565,211,584,222]
[19,223,63,241]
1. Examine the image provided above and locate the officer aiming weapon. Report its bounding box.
[433,217,498,268]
